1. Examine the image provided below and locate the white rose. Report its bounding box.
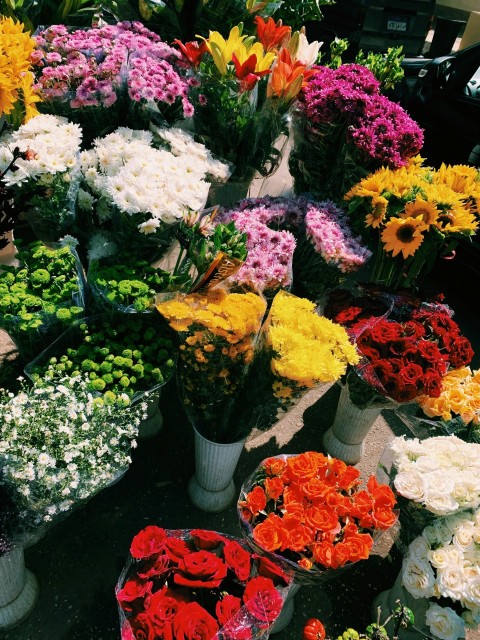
[423,491,459,516]
[423,471,455,495]
[453,522,476,552]
[437,566,468,602]
[464,575,480,606]
[415,455,441,473]
[394,470,425,501]
[408,535,431,560]
[428,545,462,570]
[425,603,465,640]
[402,557,435,599]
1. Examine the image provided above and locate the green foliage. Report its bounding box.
[0,0,103,30]
[273,0,335,34]
[355,47,405,91]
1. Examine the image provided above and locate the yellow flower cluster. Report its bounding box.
[266,291,359,399]
[0,17,41,123]
[345,158,479,260]
[417,367,480,425]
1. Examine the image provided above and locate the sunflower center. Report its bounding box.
[415,208,432,223]
[396,224,416,243]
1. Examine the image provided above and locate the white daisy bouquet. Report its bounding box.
[0,374,148,539]
[78,126,230,262]
[401,508,480,640]
[0,114,82,242]
[385,435,480,543]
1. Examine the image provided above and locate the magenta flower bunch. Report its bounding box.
[219,195,370,300]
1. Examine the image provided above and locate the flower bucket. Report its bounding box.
[0,548,38,630]
[323,382,383,464]
[207,177,253,208]
[137,391,163,440]
[0,231,18,268]
[269,582,301,634]
[187,425,246,513]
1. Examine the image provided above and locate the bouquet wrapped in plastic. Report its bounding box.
[0,114,81,242]
[0,239,86,362]
[116,527,294,640]
[238,452,397,585]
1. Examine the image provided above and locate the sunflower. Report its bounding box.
[381,216,428,259]
[365,194,389,228]
[0,73,17,115]
[402,197,440,227]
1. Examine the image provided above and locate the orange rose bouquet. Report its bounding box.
[238,452,397,585]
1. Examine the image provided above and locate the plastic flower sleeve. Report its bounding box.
[238,453,398,587]
[0,241,87,363]
[115,528,294,640]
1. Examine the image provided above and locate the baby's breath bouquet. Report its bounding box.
[0,374,148,538]
[0,114,82,242]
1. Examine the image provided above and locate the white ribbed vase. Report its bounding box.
[323,384,382,465]
[372,569,432,639]
[138,392,163,440]
[269,583,301,635]
[187,426,246,513]
[0,548,38,630]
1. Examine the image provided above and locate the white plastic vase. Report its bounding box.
[0,548,38,630]
[137,392,163,440]
[372,569,432,640]
[269,583,301,635]
[0,230,19,268]
[187,426,246,513]
[323,383,382,465]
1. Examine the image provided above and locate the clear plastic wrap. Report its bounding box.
[116,528,294,640]
[238,452,398,586]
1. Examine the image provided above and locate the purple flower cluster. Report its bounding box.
[305,200,371,273]
[32,22,193,117]
[300,64,423,168]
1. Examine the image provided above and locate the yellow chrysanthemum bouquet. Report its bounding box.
[157,287,359,443]
[345,159,480,290]
[0,17,41,127]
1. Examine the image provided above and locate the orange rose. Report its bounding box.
[298,557,314,570]
[304,506,339,534]
[342,533,373,562]
[284,453,319,483]
[331,541,351,569]
[372,507,397,530]
[312,540,335,568]
[367,478,396,510]
[253,513,285,552]
[324,489,351,517]
[245,486,267,516]
[283,484,306,511]
[337,465,361,491]
[301,478,329,502]
[265,476,284,501]
[285,525,312,553]
[349,490,373,519]
[264,457,287,477]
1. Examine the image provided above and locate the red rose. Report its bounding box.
[128,613,157,640]
[334,306,363,325]
[448,335,474,368]
[243,576,283,624]
[403,320,426,339]
[137,553,171,580]
[190,530,226,550]
[223,539,251,582]
[423,369,443,398]
[220,625,253,640]
[398,363,424,386]
[389,338,415,357]
[356,329,374,350]
[416,340,444,364]
[371,320,402,344]
[359,345,381,362]
[173,602,219,640]
[117,579,152,613]
[174,550,228,588]
[253,554,290,586]
[166,537,193,564]
[370,360,393,386]
[130,526,167,560]
[147,585,187,631]
[215,594,242,626]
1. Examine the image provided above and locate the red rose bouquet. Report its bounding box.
[116,527,293,640]
[238,452,397,585]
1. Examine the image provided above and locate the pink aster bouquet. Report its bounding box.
[344,161,480,291]
[289,63,424,201]
[175,18,319,186]
[32,22,194,145]
[217,196,371,301]
[116,527,293,640]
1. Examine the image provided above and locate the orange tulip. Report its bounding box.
[254,15,291,52]
[267,48,316,102]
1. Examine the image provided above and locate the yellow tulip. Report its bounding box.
[200,25,248,75]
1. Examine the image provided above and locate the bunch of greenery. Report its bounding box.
[0,240,84,360]
[88,257,181,313]
[27,315,175,401]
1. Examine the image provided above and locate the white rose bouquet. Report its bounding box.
[0,114,82,242]
[0,374,147,540]
[78,126,230,262]
[385,435,480,543]
[401,508,480,640]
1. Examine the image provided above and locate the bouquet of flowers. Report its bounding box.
[238,452,397,584]
[26,314,176,402]
[0,17,41,127]
[175,18,319,185]
[0,114,82,242]
[116,527,293,640]
[400,508,480,640]
[397,366,480,443]
[0,239,85,361]
[0,374,148,538]
[289,63,424,201]
[217,196,371,300]
[32,22,194,144]
[344,161,480,291]
[78,126,230,262]
[384,435,480,543]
